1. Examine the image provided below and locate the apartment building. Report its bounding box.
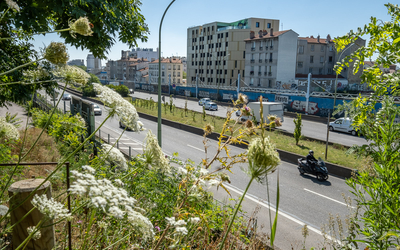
[67,59,85,67]
[148,57,183,85]
[86,54,101,70]
[187,18,280,87]
[106,56,148,81]
[121,48,158,62]
[244,29,298,88]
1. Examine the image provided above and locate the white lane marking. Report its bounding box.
[223,183,337,242]
[304,188,354,208]
[187,144,204,152]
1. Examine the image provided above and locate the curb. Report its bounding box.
[63,86,355,179]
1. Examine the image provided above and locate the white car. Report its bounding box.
[62,93,71,100]
[198,98,211,106]
[92,103,102,116]
[205,102,218,111]
[329,117,358,136]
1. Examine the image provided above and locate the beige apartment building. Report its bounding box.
[244,29,298,88]
[149,57,183,85]
[187,18,280,87]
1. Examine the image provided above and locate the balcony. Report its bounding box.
[250,71,254,75]
[251,47,255,51]
[258,72,261,76]
[259,59,263,63]
[250,59,255,63]
[259,47,263,51]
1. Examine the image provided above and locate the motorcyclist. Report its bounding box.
[306,150,317,170]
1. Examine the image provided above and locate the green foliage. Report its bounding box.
[107,84,129,97]
[293,113,302,145]
[76,65,87,72]
[82,82,96,97]
[182,71,187,79]
[88,73,100,84]
[202,105,206,120]
[1,0,149,59]
[169,95,173,113]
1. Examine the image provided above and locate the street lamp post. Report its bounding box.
[158,0,176,147]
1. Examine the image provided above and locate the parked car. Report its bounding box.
[205,102,218,111]
[329,117,358,136]
[62,93,71,100]
[92,104,102,116]
[198,98,211,106]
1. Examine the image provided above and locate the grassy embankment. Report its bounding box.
[128,97,368,170]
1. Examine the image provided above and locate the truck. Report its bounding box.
[238,102,284,123]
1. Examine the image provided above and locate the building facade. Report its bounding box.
[187,18,280,88]
[67,59,85,67]
[86,54,101,70]
[121,48,158,62]
[149,57,183,85]
[244,29,298,88]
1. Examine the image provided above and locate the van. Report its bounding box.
[329,118,358,136]
[240,102,284,123]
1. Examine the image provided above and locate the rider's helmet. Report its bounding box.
[309,150,314,155]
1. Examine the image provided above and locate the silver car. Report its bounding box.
[198,98,211,106]
[205,102,218,111]
[62,93,71,100]
[92,104,102,116]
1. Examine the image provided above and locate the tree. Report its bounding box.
[88,73,100,84]
[334,3,400,249]
[1,0,149,59]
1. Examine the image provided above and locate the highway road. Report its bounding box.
[131,91,368,148]
[45,89,357,249]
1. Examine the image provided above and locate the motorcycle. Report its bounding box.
[297,157,329,181]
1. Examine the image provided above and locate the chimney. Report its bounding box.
[250,31,255,39]
[258,30,263,38]
[262,30,268,36]
[270,28,274,36]
[326,34,331,43]
[317,35,320,43]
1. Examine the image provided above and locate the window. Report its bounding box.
[231,70,234,77]
[267,23,271,28]
[330,46,333,51]
[223,61,226,65]
[309,67,313,73]
[311,45,315,51]
[224,69,227,75]
[235,60,237,68]
[260,41,263,47]
[212,26,214,31]
[243,51,246,59]
[211,69,213,74]
[310,56,314,63]
[321,46,324,52]
[298,61,303,68]
[320,56,324,63]
[298,45,304,54]
[256,22,260,28]
[328,68,332,74]
[218,34,220,39]
[207,69,209,74]
[207,27,210,32]
[226,42,228,47]
[217,52,219,56]
[319,68,323,74]
[243,70,245,77]
[221,33,223,38]
[192,30,194,36]
[250,78,254,86]
[329,56,333,62]
[224,51,226,56]
[226,32,228,37]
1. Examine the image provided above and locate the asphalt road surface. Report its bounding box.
[43,89,357,250]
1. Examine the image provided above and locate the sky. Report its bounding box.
[31,0,391,66]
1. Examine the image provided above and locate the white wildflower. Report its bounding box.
[23,67,50,82]
[188,217,200,223]
[114,179,124,186]
[208,179,220,187]
[166,217,176,225]
[27,226,41,240]
[175,226,188,236]
[143,130,170,173]
[31,194,72,220]
[109,206,125,219]
[175,220,187,227]
[0,117,20,140]
[92,83,143,131]
[69,184,86,194]
[0,205,9,216]
[100,144,128,171]
[127,210,155,240]
[82,165,96,174]
[5,0,19,11]
[53,65,90,85]
[199,168,209,176]
[91,197,108,208]
[69,17,94,38]
[97,221,108,229]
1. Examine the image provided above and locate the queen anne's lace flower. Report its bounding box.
[69,17,94,38]
[92,83,144,131]
[100,144,128,170]
[27,226,41,240]
[175,226,188,236]
[53,65,90,85]
[165,217,188,235]
[188,217,200,223]
[5,0,20,11]
[0,117,20,140]
[143,130,170,173]
[44,42,69,65]
[31,194,72,220]
[69,170,154,239]
[82,165,96,174]
[0,205,9,216]
[23,67,49,82]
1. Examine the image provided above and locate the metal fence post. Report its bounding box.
[108,134,110,144]
[129,146,131,160]
[99,129,101,140]
[117,140,119,149]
